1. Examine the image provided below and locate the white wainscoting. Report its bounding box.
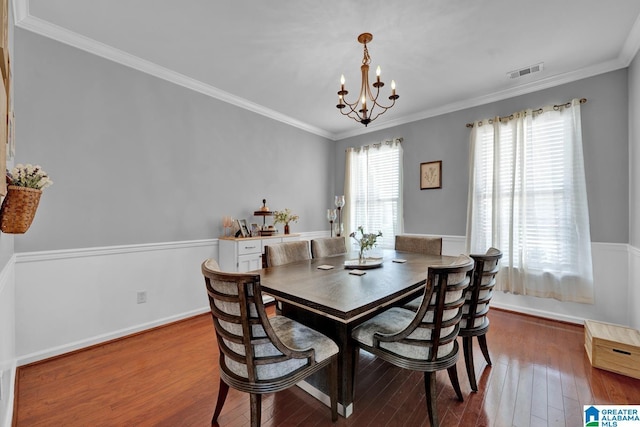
[15,239,219,365]
[12,235,633,368]
[442,237,631,325]
[630,245,640,330]
[0,257,16,427]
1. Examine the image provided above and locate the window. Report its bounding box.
[344,138,403,249]
[467,100,593,303]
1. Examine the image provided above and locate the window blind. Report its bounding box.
[347,141,403,249]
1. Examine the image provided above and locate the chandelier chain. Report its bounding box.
[362,44,370,66]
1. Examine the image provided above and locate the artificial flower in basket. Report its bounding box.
[350,226,382,263]
[0,164,53,234]
[273,208,299,234]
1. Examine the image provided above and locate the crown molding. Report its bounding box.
[620,11,640,66]
[13,4,334,140]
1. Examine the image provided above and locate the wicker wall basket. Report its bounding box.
[0,185,43,234]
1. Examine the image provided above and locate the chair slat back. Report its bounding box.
[409,255,473,360]
[395,235,442,255]
[311,237,347,258]
[201,262,313,383]
[264,241,311,267]
[461,248,502,331]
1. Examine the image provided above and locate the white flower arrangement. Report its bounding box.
[7,164,53,190]
[273,208,299,225]
[350,226,382,261]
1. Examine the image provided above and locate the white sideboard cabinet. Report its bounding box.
[218,234,301,272]
[218,234,302,304]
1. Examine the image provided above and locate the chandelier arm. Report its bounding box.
[339,102,366,122]
[367,106,392,123]
[370,95,397,110]
[367,96,399,122]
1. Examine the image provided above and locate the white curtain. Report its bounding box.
[344,138,403,249]
[466,99,594,303]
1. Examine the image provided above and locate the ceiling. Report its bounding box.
[13,0,640,140]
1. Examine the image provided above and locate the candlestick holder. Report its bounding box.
[327,209,337,237]
[334,195,345,237]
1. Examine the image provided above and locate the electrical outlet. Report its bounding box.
[137,291,147,304]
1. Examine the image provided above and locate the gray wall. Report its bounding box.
[14,29,335,252]
[335,70,630,244]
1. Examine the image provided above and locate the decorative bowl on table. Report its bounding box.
[344,257,383,269]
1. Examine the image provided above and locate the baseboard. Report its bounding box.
[1,363,15,427]
[17,307,210,366]
[491,302,585,325]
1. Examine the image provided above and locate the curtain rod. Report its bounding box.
[465,98,587,128]
[346,137,403,152]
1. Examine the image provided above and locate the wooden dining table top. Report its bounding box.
[258,249,457,324]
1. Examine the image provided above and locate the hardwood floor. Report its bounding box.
[14,308,640,426]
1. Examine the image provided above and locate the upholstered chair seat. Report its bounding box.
[351,255,474,427]
[202,260,338,426]
[310,237,347,258]
[352,306,458,360]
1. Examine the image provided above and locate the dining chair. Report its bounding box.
[399,235,444,312]
[459,247,502,392]
[394,235,442,255]
[202,260,339,426]
[263,240,312,313]
[351,255,474,427]
[310,237,347,258]
[263,240,311,267]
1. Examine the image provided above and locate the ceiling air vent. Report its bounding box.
[507,62,544,79]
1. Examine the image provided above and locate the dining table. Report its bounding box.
[257,248,457,417]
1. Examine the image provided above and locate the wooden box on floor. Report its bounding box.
[584,319,640,379]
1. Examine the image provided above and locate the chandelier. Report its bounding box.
[336,33,399,126]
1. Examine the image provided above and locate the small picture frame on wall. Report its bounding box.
[236,219,250,237]
[420,161,442,190]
